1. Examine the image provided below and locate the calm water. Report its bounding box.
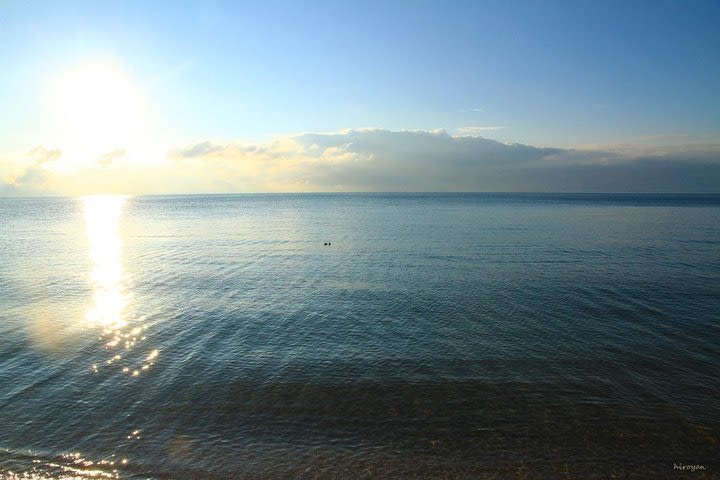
[0,193,719,479]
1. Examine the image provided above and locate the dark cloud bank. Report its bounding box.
[283,129,720,192]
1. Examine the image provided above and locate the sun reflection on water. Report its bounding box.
[83,195,128,329]
[82,195,157,378]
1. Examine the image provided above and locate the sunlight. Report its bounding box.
[83,195,128,329]
[83,195,158,378]
[51,60,144,166]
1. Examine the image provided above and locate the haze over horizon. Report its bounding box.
[1,0,719,195]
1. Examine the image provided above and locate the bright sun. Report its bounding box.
[51,60,144,165]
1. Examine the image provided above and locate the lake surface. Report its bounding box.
[0,193,719,479]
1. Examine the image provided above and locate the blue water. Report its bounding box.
[0,193,718,479]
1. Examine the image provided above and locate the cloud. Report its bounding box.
[189,129,720,192]
[173,141,233,158]
[10,146,63,192]
[97,149,127,166]
[583,132,720,148]
[454,126,505,136]
[27,146,62,165]
[2,129,719,195]
[287,129,566,191]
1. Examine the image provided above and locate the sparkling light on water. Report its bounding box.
[82,195,157,379]
[83,195,128,330]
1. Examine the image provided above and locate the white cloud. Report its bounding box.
[454,126,505,136]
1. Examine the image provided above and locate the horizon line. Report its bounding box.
[3,191,720,200]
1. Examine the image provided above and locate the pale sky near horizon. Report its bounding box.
[1,0,719,194]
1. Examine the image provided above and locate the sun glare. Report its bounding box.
[51,60,144,165]
[83,195,128,329]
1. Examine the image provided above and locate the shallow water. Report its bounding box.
[1,193,719,478]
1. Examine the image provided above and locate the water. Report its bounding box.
[0,193,718,479]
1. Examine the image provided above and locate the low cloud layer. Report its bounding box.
[454,126,505,136]
[2,129,720,195]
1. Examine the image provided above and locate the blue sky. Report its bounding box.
[1,1,719,193]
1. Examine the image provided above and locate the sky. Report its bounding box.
[1,0,719,194]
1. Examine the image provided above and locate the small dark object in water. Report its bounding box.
[323,242,327,246]
[328,242,331,246]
